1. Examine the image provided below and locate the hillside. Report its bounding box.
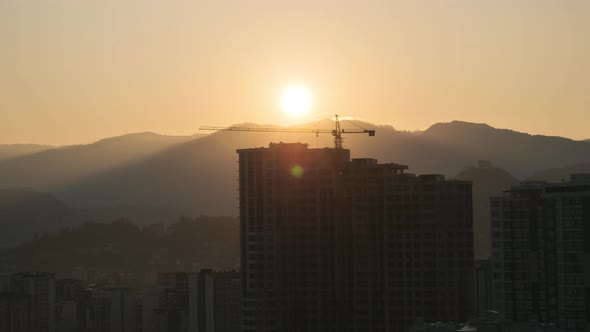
[0,144,54,162]
[4,217,239,272]
[453,161,519,259]
[419,121,590,177]
[0,188,73,247]
[0,132,202,190]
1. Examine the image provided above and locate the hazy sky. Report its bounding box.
[1,0,589,145]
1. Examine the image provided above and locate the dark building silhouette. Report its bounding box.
[491,174,590,331]
[238,143,351,331]
[143,272,190,332]
[238,143,474,332]
[0,293,29,332]
[85,286,137,332]
[474,259,493,319]
[143,270,241,332]
[346,160,474,330]
[213,271,241,332]
[55,278,84,332]
[10,272,56,332]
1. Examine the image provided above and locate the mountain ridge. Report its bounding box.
[0,131,204,190]
[0,144,56,163]
[1,119,589,220]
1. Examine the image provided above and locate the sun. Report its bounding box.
[280,85,312,117]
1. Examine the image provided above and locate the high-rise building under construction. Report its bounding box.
[238,143,473,332]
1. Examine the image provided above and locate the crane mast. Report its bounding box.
[199,114,375,149]
[333,114,343,149]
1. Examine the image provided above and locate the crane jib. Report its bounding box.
[199,114,375,148]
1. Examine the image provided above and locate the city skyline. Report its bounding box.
[2,1,590,331]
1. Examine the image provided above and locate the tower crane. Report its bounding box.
[199,114,375,149]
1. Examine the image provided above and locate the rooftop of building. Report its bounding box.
[236,143,472,184]
[505,173,590,195]
[238,142,310,151]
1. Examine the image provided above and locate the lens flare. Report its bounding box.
[290,165,304,178]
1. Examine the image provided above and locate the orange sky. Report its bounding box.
[1,0,589,145]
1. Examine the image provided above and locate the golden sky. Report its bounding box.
[1,0,589,145]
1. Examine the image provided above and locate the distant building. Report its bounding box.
[10,272,56,332]
[490,175,590,331]
[55,278,84,332]
[142,284,173,332]
[86,286,137,332]
[0,293,29,332]
[56,278,84,303]
[212,271,241,332]
[143,270,240,332]
[158,272,191,332]
[238,143,474,332]
[189,271,214,332]
[0,274,10,292]
[474,259,493,319]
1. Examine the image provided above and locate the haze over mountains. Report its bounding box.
[0,132,202,189]
[0,188,73,247]
[454,162,519,258]
[0,144,55,162]
[1,119,590,249]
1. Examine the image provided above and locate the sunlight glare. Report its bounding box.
[280,85,312,117]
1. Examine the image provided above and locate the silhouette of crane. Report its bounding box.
[199,114,375,149]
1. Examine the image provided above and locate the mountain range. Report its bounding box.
[0,144,55,162]
[1,119,590,251]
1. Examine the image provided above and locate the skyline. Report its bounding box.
[3,2,590,330]
[2,0,590,145]
[1,117,588,147]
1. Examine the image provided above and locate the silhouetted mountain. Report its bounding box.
[453,161,519,259]
[416,121,590,177]
[1,120,590,218]
[53,130,264,215]
[0,144,54,162]
[0,132,202,190]
[0,188,73,247]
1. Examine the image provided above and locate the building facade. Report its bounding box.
[345,160,473,330]
[10,272,56,332]
[490,175,590,332]
[238,143,474,332]
[0,293,29,332]
[212,271,241,332]
[238,143,351,331]
[474,259,493,319]
[87,286,137,332]
[144,270,241,332]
